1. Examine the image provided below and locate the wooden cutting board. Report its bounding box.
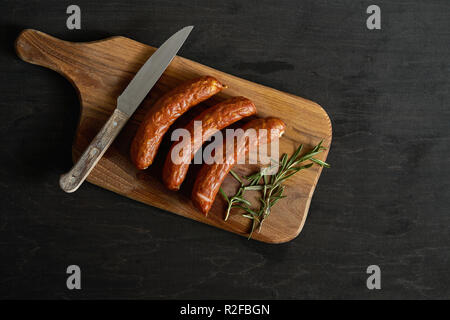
[15,29,332,243]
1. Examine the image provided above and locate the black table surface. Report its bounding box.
[1,0,449,299]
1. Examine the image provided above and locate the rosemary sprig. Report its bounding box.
[219,141,330,239]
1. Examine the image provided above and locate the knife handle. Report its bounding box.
[59,109,128,193]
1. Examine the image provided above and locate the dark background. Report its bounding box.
[0,0,449,299]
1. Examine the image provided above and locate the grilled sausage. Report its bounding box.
[192,117,286,215]
[130,76,225,170]
[162,97,257,190]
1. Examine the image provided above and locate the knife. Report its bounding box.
[59,26,193,193]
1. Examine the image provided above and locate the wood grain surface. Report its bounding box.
[15,29,332,243]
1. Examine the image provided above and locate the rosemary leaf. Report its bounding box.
[229,169,243,185]
[287,144,303,167]
[219,187,229,202]
[310,158,330,168]
[233,196,252,206]
[243,185,264,191]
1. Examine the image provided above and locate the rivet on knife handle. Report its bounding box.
[59,109,128,193]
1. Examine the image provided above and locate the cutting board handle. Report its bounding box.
[15,29,108,90]
[15,29,67,74]
[15,29,136,107]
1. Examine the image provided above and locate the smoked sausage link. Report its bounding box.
[192,117,286,215]
[130,76,225,170]
[162,97,257,190]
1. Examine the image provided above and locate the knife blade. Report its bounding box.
[59,26,193,193]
